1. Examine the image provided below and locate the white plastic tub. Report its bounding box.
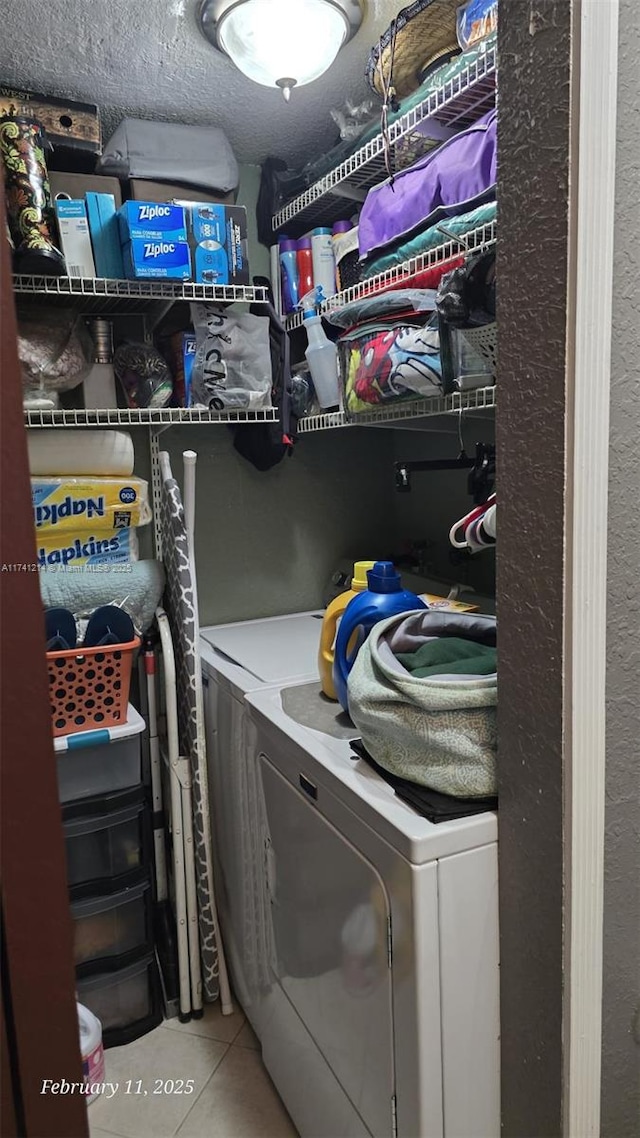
[55,704,145,803]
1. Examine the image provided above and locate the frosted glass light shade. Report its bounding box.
[218,0,350,91]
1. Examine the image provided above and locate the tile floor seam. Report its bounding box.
[161,1019,243,1045]
[171,1041,230,1137]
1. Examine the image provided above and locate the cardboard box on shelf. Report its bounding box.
[185,203,250,286]
[50,172,123,207]
[122,238,191,281]
[0,87,101,155]
[85,193,125,279]
[54,200,96,278]
[128,178,235,205]
[118,201,188,244]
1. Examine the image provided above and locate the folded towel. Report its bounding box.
[397,636,497,677]
[39,559,165,633]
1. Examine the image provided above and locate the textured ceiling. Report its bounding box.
[0,0,399,167]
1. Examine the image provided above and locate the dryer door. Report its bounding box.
[259,752,396,1138]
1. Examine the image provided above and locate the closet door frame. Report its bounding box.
[0,185,88,1138]
[497,1,620,1135]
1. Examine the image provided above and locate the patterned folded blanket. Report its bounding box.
[39,559,165,633]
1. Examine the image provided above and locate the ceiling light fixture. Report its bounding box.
[198,0,365,101]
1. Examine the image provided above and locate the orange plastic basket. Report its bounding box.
[47,638,140,738]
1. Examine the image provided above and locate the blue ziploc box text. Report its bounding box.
[183,334,196,408]
[118,201,188,243]
[123,238,191,280]
[85,192,125,279]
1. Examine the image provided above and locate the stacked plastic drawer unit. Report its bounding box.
[55,705,162,1047]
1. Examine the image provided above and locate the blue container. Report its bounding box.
[279,238,300,314]
[332,561,428,712]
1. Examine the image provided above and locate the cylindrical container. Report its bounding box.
[84,318,118,409]
[279,238,300,314]
[333,225,361,291]
[296,237,314,296]
[270,244,283,316]
[332,220,353,289]
[333,561,428,712]
[0,115,65,275]
[77,1002,105,1103]
[319,560,376,700]
[310,227,336,299]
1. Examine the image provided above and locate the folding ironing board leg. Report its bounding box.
[177,763,204,1014]
[156,608,193,1021]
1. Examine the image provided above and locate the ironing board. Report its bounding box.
[158,451,228,1006]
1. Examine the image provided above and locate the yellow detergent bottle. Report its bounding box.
[319,561,376,701]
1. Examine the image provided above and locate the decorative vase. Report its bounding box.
[0,115,65,275]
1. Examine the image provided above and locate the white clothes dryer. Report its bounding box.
[243,681,500,1138]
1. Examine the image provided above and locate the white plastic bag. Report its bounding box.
[190,304,273,411]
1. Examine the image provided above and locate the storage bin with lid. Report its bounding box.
[72,871,152,974]
[55,704,145,804]
[76,951,162,1048]
[63,786,148,895]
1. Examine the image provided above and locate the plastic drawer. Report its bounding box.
[55,705,145,803]
[76,952,162,1048]
[72,873,152,975]
[63,786,148,895]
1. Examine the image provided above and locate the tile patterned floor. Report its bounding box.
[89,1003,298,1138]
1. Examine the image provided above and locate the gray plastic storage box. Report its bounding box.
[76,952,162,1047]
[63,786,147,892]
[72,874,152,972]
[55,705,145,803]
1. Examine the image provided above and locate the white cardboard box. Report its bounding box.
[54,198,96,278]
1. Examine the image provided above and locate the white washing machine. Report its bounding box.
[200,612,324,1017]
[244,682,500,1138]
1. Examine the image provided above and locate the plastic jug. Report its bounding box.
[332,561,428,712]
[77,1001,105,1102]
[319,560,376,701]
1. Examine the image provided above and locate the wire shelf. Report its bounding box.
[273,44,496,235]
[286,219,497,331]
[13,275,269,314]
[298,386,496,433]
[24,407,278,428]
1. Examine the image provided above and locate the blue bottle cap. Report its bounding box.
[366,561,402,593]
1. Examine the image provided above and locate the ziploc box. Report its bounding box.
[182,334,196,408]
[118,201,188,244]
[184,203,250,285]
[31,476,152,534]
[85,192,125,279]
[122,238,191,281]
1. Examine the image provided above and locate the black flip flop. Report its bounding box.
[45,607,77,652]
[83,605,135,648]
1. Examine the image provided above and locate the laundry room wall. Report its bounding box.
[601,0,640,1132]
[137,425,398,625]
[391,421,496,599]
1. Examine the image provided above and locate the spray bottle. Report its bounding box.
[299,286,340,409]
